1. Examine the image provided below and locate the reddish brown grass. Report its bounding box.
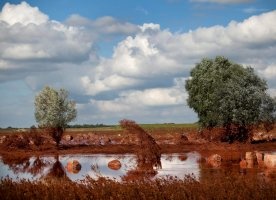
[0,172,275,200]
[119,119,161,167]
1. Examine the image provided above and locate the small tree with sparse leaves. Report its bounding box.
[34,86,77,147]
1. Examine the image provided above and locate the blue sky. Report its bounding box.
[1,0,274,31]
[0,0,276,127]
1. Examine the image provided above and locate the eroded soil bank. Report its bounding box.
[0,127,275,158]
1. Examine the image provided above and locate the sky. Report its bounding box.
[0,0,276,128]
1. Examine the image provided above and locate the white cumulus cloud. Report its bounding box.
[0,2,139,83]
[80,11,276,97]
[0,1,48,25]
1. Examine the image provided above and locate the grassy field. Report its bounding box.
[139,123,198,129]
[0,123,198,134]
[67,123,198,132]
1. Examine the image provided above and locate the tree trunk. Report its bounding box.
[54,127,64,148]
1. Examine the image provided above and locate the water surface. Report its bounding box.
[0,151,274,182]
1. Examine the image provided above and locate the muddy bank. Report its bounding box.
[0,141,275,159]
[0,128,275,158]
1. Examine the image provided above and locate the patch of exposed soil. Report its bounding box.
[0,127,275,158]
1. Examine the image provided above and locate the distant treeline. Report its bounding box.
[0,126,18,129]
[66,124,113,128]
[0,124,113,129]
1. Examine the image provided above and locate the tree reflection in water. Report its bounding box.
[29,156,48,175]
[1,154,48,176]
[1,154,70,180]
[44,155,68,180]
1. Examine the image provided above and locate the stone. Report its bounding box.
[207,154,221,168]
[264,154,276,168]
[108,160,121,170]
[64,135,73,141]
[180,134,189,141]
[255,151,265,166]
[245,152,257,167]
[0,136,6,144]
[29,139,34,145]
[255,151,264,161]
[239,159,247,168]
[252,132,272,142]
[66,160,81,174]
[178,154,188,161]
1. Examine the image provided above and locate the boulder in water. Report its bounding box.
[66,160,81,174]
[108,160,121,170]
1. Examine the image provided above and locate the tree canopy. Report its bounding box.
[34,86,77,145]
[185,56,275,141]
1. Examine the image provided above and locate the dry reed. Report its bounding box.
[0,172,275,200]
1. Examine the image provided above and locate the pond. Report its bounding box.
[0,151,274,182]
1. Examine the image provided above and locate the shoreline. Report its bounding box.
[1,142,275,158]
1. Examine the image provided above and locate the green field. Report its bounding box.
[66,123,198,132]
[0,123,198,134]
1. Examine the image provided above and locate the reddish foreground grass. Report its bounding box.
[1,172,275,200]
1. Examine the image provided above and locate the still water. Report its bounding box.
[0,152,273,182]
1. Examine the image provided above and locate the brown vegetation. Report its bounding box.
[119,119,161,168]
[0,172,275,200]
[119,119,162,180]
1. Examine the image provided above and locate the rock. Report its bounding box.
[29,139,34,145]
[64,135,73,141]
[264,168,276,180]
[178,154,188,161]
[207,154,221,168]
[264,154,276,168]
[252,132,272,142]
[245,152,257,168]
[255,151,265,166]
[178,134,189,144]
[0,136,6,144]
[255,151,264,161]
[240,159,247,168]
[240,152,258,169]
[108,160,121,170]
[98,137,112,145]
[180,134,188,141]
[66,160,81,174]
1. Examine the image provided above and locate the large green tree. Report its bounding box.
[35,86,77,146]
[185,56,275,142]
